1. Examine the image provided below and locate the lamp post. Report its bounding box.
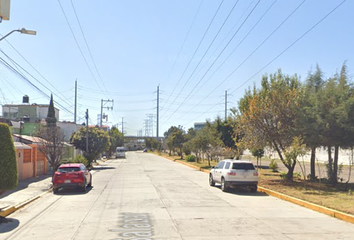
[0,28,37,41]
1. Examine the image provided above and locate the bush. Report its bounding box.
[269,159,278,172]
[62,155,89,167]
[0,123,18,195]
[186,155,196,162]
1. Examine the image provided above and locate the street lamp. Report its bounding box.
[0,28,37,41]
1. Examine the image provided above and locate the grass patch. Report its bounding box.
[154,151,354,215]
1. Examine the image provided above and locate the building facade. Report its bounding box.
[2,103,59,123]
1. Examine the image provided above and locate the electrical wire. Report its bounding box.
[160,0,225,118]
[162,0,261,124]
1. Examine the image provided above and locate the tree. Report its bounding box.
[37,126,67,175]
[37,95,66,176]
[165,126,185,158]
[190,125,222,166]
[316,63,354,184]
[251,148,264,168]
[238,70,302,180]
[296,65,324,180]
[108,126,124,157]
[0,123,18,196]
[46,94,57,128]
[70,127,110,166]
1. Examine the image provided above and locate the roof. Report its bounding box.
[13,134,47,144]
[14,142,32,150]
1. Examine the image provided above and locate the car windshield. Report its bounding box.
[232,163,255,170]
[58,167,81,173]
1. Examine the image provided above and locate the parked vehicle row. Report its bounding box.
[209,159,258,192]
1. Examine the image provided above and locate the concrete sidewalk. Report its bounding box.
[0,175,52,217]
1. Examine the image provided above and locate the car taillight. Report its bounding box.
[253,172,258,176]
[55,172,61,177]
[227,171,236,176]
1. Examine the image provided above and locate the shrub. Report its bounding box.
[186,155,196,162]
[269,159,278,172]
[293,172,302,179]
[0,123,18,195]
[61,155,89,167]
[280,172,287,179]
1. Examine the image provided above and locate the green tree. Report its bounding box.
[317,63,354,184]
[238,70,302,180]
[0,123,18,196]
[296,65,324,180]
[190,125,222,166]
[46,94,57,128]
[70,127,110,166]
[108,126,124,157]
[165,126,185,158]
[251,148,264,168]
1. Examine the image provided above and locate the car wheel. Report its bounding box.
[88,175,92,187]
[81,181,87,192]
[53,188,58,194]
[209,174,215,186]
[250,185,257,192]
[221,178,228,192]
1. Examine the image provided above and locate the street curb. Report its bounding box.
[165,155,354,225]
[0,189,52,218]
[257,186,354,224]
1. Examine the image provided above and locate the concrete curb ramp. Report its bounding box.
[171,157,354,225]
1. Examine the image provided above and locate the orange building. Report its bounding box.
[13,135,48,180]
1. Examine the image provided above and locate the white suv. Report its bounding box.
[209,159,258,192]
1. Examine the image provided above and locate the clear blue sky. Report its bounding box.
[0,0,353,136]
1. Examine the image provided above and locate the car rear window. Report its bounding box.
[232,163,255,170]
[58,167,81,173]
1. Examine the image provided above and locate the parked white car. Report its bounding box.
[209,159,258,192]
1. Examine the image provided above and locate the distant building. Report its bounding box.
[2,103,59,123]
[194,122,206,131]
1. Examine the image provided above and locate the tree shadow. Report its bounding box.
[0,217,20,233]
[92,166,116,171]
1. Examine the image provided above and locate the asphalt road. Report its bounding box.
[1,152,354,240]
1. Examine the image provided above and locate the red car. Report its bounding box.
[53,163,92,193]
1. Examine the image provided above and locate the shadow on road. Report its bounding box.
[0,217,20,233]
[53,186,93,195]
[92,166,116,171]
[215,185,268,197]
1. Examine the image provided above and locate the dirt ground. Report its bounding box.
[242,155,354,183]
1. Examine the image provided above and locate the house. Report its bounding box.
[13,134,48,178]
[2,96,59,123]
[14,142,34,180]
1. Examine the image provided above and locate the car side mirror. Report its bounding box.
[211,166,215,169]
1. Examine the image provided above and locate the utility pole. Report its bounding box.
[74,79,77,124]
[156,85,159,138]
[121,117,124,134]
[100,99,114,127]
[225,90,228,121]
[85,109,89,152]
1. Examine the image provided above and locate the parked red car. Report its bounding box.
[53,163,92,193]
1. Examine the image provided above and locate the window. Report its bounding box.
[23,149,31,163]
[216,161,225,169]
[58,167,81,173]
[232,163,255,170]
[225,162,230,169]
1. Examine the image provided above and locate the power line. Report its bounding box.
[162,0,204,105]
[184,0,347,126]
[57,0,108,98]
[160,0,225,119]
[163,0,261,124]
[177,0,278,117]
[230,0,347,95]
